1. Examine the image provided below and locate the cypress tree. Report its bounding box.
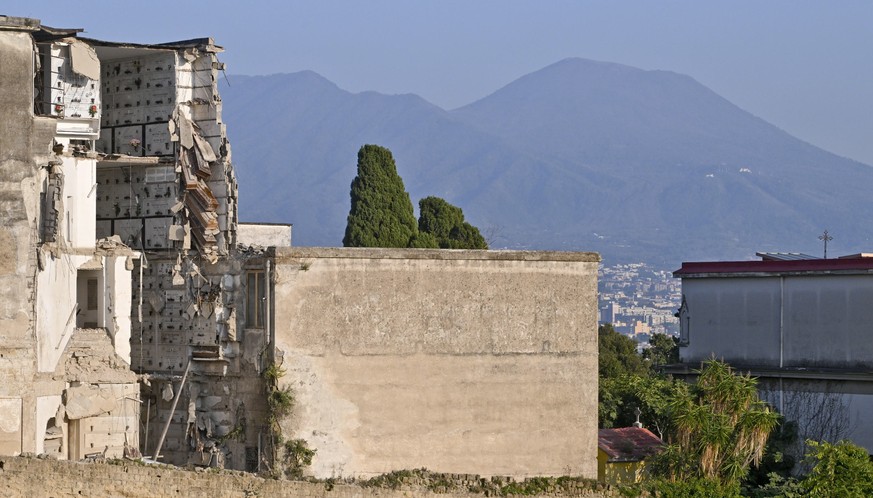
[343,145,419,247]
[418,196,488,249]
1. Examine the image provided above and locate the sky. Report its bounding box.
[7,1,872,165]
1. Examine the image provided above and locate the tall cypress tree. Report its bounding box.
[343,145,419,247]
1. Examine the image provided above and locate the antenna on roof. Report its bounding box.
[818,230,833,259]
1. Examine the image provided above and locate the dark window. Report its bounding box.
[86,278,98,310]
[245,446,258,472]
[246,271,265,328]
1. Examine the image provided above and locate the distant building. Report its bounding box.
[669,252,873,453]
[633,320,651,336]
[597,427,663,486]
[600,301,619,323]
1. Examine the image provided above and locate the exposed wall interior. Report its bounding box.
[1,16,601,479]
[0,17,140,461]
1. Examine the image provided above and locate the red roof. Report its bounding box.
[598,427,663,462]
[675,257,873,277]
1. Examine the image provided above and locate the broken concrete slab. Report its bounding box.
[64,384,116,420]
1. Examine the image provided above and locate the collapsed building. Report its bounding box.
[0,15,600,479]
[0,17,140,460]
[0,15,277,468]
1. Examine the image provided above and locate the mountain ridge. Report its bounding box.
[220,59,873,266]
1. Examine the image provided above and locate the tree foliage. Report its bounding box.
[744,419,799,489]
[650,359,780,486]
[407,231,439,248]
[643,333,679,367]
[596,327,870,496]
[418,196,487,249]
[598,324,683,433]
[599,374,686,439]
[598,323,648,378]
[802,440,873,497]
[343,145,419,248]
[342,146,486,250]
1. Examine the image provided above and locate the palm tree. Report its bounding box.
[655,359,780,485]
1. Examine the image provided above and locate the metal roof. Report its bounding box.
[675,256,873,277]
[755,252,821,261]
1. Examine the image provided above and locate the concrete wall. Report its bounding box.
[0,24,140,461]
[679,276,782,366]
[106,254,133,363]
[237,223,291,247]
[59,156,97,248]
[272,247,600,479]
[677,273,873,453]
[35,253,82,372]
[680,274,873,368]
[758,378,873,453]
[0,457,616,498]
[0,28,58,456]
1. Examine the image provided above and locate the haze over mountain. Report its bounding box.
[220,58,873,267]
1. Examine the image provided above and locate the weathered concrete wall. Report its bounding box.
[35,253,81,372]
[758,378,873,455]
[680,274,873,368]
[1,25,141,461]
[272,247,600,479]
[106,254,134,363]
[58,156,97,248]
[677,272,873,453]
[237,222,292,247]
[0,28,58,456]
[0,457,616,498]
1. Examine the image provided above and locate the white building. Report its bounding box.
[0,17,139,459]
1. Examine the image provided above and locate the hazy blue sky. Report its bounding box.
[8,1,872,165]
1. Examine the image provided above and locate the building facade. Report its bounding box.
[671,253,873,452]
[0,17,139,459]
[1,16,600,478]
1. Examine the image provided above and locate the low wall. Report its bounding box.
[272,248,600,479]
[0,457,616,498]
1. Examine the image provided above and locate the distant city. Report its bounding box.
[598,263,681,341]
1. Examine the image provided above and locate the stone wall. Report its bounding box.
[0,22,145,461]
[272,247,600,480]
[0,457,617,498]
[0,28,57,455]
[238,222,292,247]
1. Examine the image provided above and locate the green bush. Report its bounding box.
[647,477,742,498]
[802,440,873,497]
[282,439,316,480]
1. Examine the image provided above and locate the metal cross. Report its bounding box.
[818,230,833,259]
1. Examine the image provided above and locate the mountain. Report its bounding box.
[220,59,873,267]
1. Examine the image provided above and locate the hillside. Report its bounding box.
[220,59,873,266]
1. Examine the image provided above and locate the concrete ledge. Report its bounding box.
[0,456,617,498]
[275,246,600,262]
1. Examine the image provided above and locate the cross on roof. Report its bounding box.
[818,230,833,259]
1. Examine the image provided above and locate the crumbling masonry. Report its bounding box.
[0,16,599,479]
[0,17,285,470]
